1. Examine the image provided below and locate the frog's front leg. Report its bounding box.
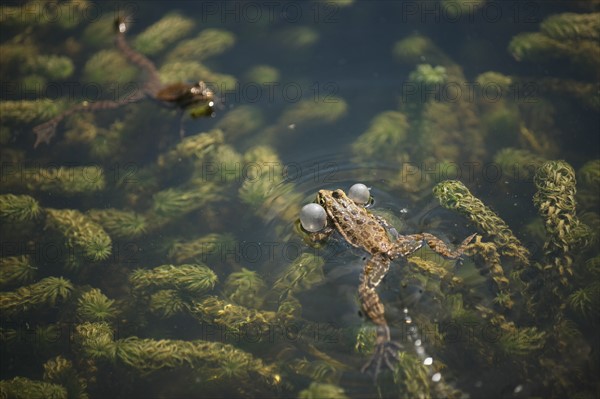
[359,254,402,379]
[401,232,476,258]
[307,225,334,243]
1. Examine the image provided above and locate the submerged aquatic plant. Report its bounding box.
[223,268,267,309]
[77,288,117,322]
[0,194,41,221]
[408,64,447,86]
[157,129,224,167]
[129,264,218,295]
[42,356,89,399]
[214,105,264,140]
[433,180,530,266]
[0,99,65,124]
[149,289,187,318]
[45,209,112,262]
[3,166,106,194]
[298,382,348,399]
[75,322,279,386]
[0,255,37,287]
[151,181,223,219]
[190,296,277,334]
[272,253,325,300]
[168,233,234,264]
[86,208,147,238]
[352,111,410,162]
[493,148,547,181]
[0,277,73,316]
[133,13,195,56]
[533,160,594,284]
[166,28,236,62]
[0,376,67,399]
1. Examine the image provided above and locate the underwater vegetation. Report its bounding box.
[1,3,599,399]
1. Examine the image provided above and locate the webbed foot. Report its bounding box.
[361,341,403,380]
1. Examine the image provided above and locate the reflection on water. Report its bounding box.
[1,1,599,398]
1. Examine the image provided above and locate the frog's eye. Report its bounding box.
[317,196,326,206]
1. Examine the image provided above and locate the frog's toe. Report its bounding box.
[361,341,403,381]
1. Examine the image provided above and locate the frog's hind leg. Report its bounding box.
[359,255,403,379]
[405,232,476,259]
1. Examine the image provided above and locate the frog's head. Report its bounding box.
[316,189,348,209]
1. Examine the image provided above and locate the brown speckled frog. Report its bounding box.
[33,16,215,148]
[309,189,475,379]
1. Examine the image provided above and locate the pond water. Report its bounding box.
[1,1,599,398]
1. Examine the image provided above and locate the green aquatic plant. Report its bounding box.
[476,71,513,94]
[406,252,463,287]
[81,14,117,48]
[0,276,73,316]
[0,0,88,28]
[202,144,243,183]
[576,159,600,213]
[151,181,224,219]
[0,255,37,287]
[464,236,513,309]
[277,98,347,126]
[3,166,105,194]
[82,49,138,87]
[43,356,89,399]
[157,129,224,167]
[129,264,217,295]
[215,105,264,141]
[351,111,410,162]
[74,322,115,360]
[533,161,594,284]
[540,12,600,42]
[168,233,234,264]
[86,209,147,238]
[497,326,546,357]
[45,209,112,262]
[159,60,237,89]
[408,64,447,86]
[243,65,281,85]
[0,99,64,124]
[28,55,74,81]
[75,322,279,385]
[493,148,547,181]
[276,295,302,323]
[0,376,67,399]
[433,180,530,266]
[567,283,600,318]
[392,34,450,66]
[393,352,433,398]
[61,112,101,145]
[133,13,195,56]
[223,268,267,309]
[149,289,187,318]
[190,296,277,334]
[0,194,41,222]
[77,288,117,322]
[166,28,236,62]
[508,28,599,76]
[276,26,319,49]
[298,382,348,399]
[291,359,342,384]
[272,253,325,300]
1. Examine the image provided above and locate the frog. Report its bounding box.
[308,188,476,379]
[33,16,215,148]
